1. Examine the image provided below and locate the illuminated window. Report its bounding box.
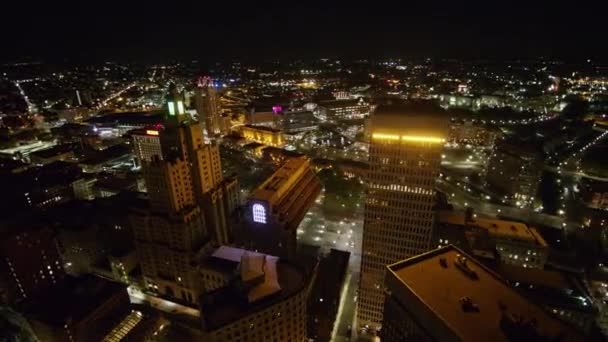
[168,102,175,116]
[252,203,266,224]
[177,101,185,114]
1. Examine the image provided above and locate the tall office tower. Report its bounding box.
[357,103,448,332]
[243,157,321,259]
[130,86,231,305]
[195,76,223,138]
[381,246,581,341]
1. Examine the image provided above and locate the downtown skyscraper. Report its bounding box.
[357,102,448,331]
[130,85,235,305]
[195,76,223,138]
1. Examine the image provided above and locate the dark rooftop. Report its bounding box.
[86,110,163,126]
[201,259,308,331]
[387,245,583,342]
[22,275,127,326]
[29,143,76,160]
[243,124,281,133]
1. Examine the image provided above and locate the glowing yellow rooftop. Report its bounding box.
[372,133,445,143]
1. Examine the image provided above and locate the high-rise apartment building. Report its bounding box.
[130,86,235,305]
[358,103,448,331]
[381,245,582,341]
[195,76,223,138]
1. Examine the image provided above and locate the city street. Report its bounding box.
[127,285,200,318]
[436,178,566,229]
[297,191,364,341]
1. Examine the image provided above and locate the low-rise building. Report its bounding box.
[71,176,97,200]
[496,264,596,334]
[29,143,77,165]
[447,120,500,148]
[436,212,549,269]
[466,217,549,269]
[240,125,284,147]
[23,275,130,342]
[318,98,370,121]
[281,110,318,133]
[486,139,543,208]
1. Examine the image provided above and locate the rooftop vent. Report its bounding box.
[455,254,478,280]
[460,296,480,313]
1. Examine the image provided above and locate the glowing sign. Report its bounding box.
[401,135,444,143]
[167,101,176,116]
[372,133,400,140]
[272,106,283,114]
[372,133,444,144]
[177,101,185,114]
[146,130,159,136]
[252,203,267,224]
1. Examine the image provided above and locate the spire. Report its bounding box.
[197,76,213,88]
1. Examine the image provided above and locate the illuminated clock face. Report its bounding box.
[252,203,267,224]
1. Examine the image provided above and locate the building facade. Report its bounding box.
[319,98,370,121]
[240,124,284,147]
[130,87,233,306]
[195,76,223,138]
[358,103,448,331]
[486,139,542,208]
[131,128,162,165]
[243,157,321,259]
[0,226,65,302]
[465,217,549,269]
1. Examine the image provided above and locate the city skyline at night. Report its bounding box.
[1,3,608,341]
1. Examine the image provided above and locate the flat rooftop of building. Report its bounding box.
[437,211,547,247]
[371,101,449,137]
[29,143,76,159]
[242,124,281,133]
[200,249,308,331]
[387,245,582,341]
[497,138,543,157]
[319,98,367,107]
[86,110,164,126]
[470,217,547,246]
[250,156,309,203]
[79,144,130,165]
[23,275,127,326]
[201,246,263,274]
[495,264,594,314]
[0,158,29,173]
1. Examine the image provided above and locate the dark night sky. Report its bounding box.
[3,0,607,63]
